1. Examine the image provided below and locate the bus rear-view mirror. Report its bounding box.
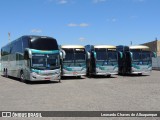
[60,50,66,59]
[87,52,90,59]
[93,51,96,59]
[119,52,123,59]
[151,52,157,58]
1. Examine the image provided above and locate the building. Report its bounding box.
[142,40,160,56]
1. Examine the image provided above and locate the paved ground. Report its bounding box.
[0,71,160,120]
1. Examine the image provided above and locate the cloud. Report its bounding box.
[130,15,138,19]
[107,18,117,22]
[30,29,42,33]
[138,0,145,1]
[111,18,117,22]
[67,23,78,27]
[67,23,89,27]
[79,37,87,42]
[79,23,89,27]
[57,0,68,4]
[133,0,146,2]
[93,0,106,3]
[48,0,69,4]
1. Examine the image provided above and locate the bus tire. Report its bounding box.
[87,68,89,76]
[5,69,8,78]
[138,73,142,76]
[59,77,61,83]
[107,74,111,78]
[59,80,61,83]
[122,68,126,76]
[3,69,5,77]
[20,71,25,83]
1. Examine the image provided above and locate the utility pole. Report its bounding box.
[130,41,132,45]
[155,37,158,41]
[8,32,10,42]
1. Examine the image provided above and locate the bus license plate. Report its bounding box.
[45,77,50,80]
[73,72,77,75]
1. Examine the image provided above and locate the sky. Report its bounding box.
[0,0,160,49]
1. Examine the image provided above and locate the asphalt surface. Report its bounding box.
[0,71,160,120]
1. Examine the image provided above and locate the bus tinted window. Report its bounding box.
[22,37,30,51]
[141,51,151,61]
[30,38,58,50]
[11,39,23,54]
[63,49,74,61]
[95,48,106,60]
[2,45,10,55]
[75,49,85,61]
[108,51,117,60]
[132,52,140,61]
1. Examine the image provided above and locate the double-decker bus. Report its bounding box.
[60,45,87,77]
[85,45,118,77]
[1,35,61,82]
[117,45,156,75]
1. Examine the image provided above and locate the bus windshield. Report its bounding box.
[141,51,151,61]
[30,38,58,50]
[32,54,59,70]
[108,51,117,61]
[95,49,107,60]
[95,48,117,61]
[132,51,151,61]
[75,48,85,61]
[63,48,85,62]
[63,49,74,62]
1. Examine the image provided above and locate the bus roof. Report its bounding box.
[129,45,149,50]
[61,45,84,49]
[94,45,116,49]
[1,35,56,48]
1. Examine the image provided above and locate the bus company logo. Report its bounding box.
[139,61,143,65]
[2,112,11,117]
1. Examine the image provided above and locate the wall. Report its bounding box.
[142,40,160,56]
[152,56,160,70]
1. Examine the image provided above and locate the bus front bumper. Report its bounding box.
[62,69,86,77]
[95,67,118,76]
[30,72,60,81]
[131,67,152,74]
[95,72,118,76]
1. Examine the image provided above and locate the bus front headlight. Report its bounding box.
[32,72,37,75]
[32,72,37,79]
[32,72,37,76]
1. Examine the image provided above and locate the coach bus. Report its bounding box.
[85,45,118,77]
[117,45,156,75]
[0,58,1,73]
[60,45,87,77]
[1,35,61,82]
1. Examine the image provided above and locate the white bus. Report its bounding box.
[117,45,156,75]
[85,45,118,77]
[1,35,61,82]
[60,45,87,77]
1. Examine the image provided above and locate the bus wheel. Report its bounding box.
[122,68,126,76]
[20,71,25,82]
[3,69,5,77]
[58,75,61,83]
[59,79,61,83]
[77,76,81,79]
[59,78,61,83]
[106,74,111,78]
[138,73,142,76]
[5,69,8,78]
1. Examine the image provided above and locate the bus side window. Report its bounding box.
[24,51,30,67]
[24,51,29,60]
